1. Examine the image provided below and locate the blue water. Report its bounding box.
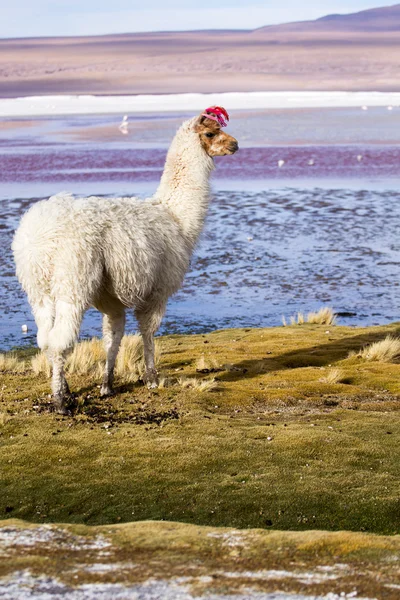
[1,108,400,350]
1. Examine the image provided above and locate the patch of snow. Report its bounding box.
[0,526,111,551]
[220,567,342,583]
[0,571,376,599]
[0,91,400,117]
[207,530,249,548]
[80,562,136,574]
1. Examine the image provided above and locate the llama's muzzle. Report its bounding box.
[228,140,239,154]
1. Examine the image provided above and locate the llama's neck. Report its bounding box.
[154,118,214,247]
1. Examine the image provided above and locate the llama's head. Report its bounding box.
[194,106,239,157]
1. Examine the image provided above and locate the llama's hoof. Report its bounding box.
[53,390,76,415]
[53,397,72,415]
[100,384,114,397]
[144,369,159,389]
[56,404,72,416]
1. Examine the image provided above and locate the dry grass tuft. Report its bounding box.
[319,368,345,384]
[31,352,51,377]
[307,307,337,326]
[0,412,11,427]
[195,355,221,373]
[358,336,400,363]
[283,307,337,326]
[0,353,26,373]
[66,338,105,377]
[289,312,305,325]
[115,335,143,382]
[30,335,162,383]
[178,376,219,392]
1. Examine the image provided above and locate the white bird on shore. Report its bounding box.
[357,154,363,162]
[119,115,129,134]
[278,159,285,168]
[308,159,315,166]
[361,105,368,111]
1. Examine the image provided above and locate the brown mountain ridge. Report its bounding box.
[0,3,399,97]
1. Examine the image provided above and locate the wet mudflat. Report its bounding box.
[1,107,400,349]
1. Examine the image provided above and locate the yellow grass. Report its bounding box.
[307,307,337,326]
[114,335,142,382]
[319,368,345,384]
[195,355,221,372]
[66,338,105,377]
[0,412,11,427]
[29,335,162,383]
[358,335,400,363]
[178,376,218,392]
[284,307,337,326]
[0,353,26,373]
[31,352,51,377]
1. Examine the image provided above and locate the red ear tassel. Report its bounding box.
[201,106,230,127]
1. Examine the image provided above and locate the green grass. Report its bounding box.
[1,323,400,535]
[2,323,400,594]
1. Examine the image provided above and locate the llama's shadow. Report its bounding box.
[80,400,179,426]
[73,379,143,399]
[70,386,180,424]
[216,327,400,383]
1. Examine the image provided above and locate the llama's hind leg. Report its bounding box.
[50,349,71,413]
[135,302,166,388]
[48,300,84,413]
[31,296,55,351]
[100,310,125,397]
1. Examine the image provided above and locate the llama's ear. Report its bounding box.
[193,115,206,131]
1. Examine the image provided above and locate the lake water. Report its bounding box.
[1,107,400,350]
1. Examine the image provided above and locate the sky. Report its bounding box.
[1,0,395,38]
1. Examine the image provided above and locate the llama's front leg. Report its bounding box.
[142,331,158,388]
[135,303,166,388]
[100,310,125,397]
[50,349,71,414]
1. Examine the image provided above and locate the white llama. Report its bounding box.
[12,107,238,413]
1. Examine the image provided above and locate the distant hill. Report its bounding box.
[1,4,400,97]
[256,3,400,33]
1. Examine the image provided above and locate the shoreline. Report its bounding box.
[1,91,400,118]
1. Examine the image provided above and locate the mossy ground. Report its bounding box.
[1,324,400,595]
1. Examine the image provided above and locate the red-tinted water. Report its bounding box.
[1,111,400,349]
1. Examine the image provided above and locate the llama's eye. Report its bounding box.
[205,132,215,138]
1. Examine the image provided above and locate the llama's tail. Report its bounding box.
[13,195,103,352]
[12,200,54,305]
[12,212,56,351]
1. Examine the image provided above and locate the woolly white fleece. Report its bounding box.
[12,115,225,409]
[13,117,213,347]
